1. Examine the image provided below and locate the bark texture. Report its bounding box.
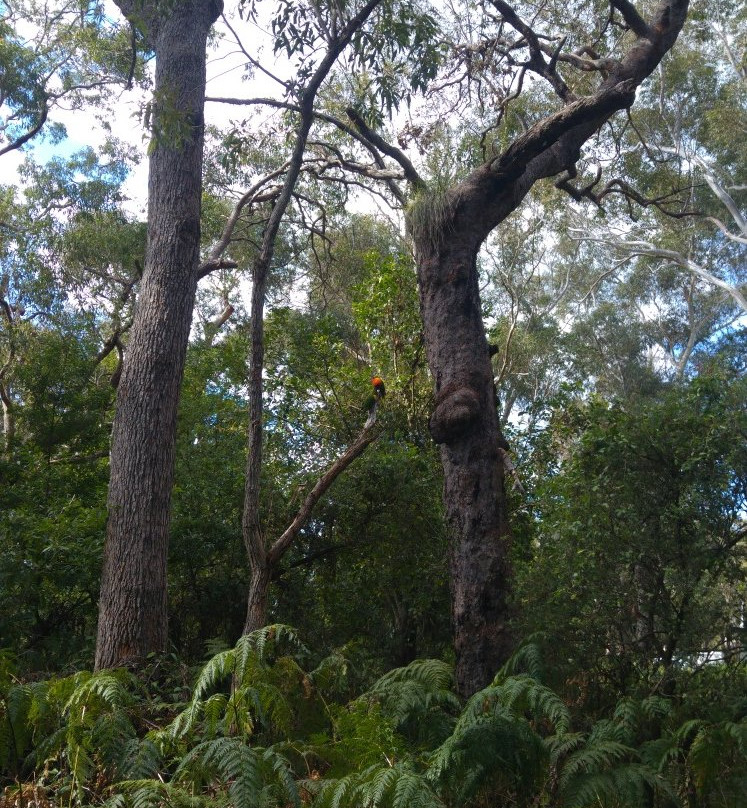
[95,0,222,670]
[410,0,690,696]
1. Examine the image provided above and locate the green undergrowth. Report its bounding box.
[1,627,745,807]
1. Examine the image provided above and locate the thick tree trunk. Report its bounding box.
[414,231,513,697]
[95,0,221,670]
[407,0,689,697]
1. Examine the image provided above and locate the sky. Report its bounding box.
[0,1,291,217]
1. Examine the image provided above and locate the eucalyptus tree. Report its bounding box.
[564,1,746,376]
[95,0,225,670]
[355,0,691,695]
[0,0,134,158]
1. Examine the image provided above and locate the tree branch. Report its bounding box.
[610,0,652,37]
[267,416,379,567]
[345,107,426,190]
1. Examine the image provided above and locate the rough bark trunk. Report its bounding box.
[414,232,513,697]
[95,0,221,670]
[407,0,690,696]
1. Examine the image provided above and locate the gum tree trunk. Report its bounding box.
[409,0,689,696]
[95,0,222,670]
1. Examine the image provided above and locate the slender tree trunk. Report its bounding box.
[0,384,13,454]
[95,0,222,670]
[240,0,382,635]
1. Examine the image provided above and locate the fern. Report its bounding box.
[494,635,548,682]
[558,739,634,788]
[120,737,162,780]
[111,779,204,808]
[309,653,350,701]
[171,736,300,808]
[314,764,442,808]
[426,701,545,805]
[172,626,307,745]
[560,762,671,808]
[360,659,459,746]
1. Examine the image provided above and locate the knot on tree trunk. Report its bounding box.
[429,384,481,444]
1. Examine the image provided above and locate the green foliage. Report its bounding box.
[3,633,746,807]
[515,374,747,704]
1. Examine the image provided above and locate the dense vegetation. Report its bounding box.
[1,0,745,804]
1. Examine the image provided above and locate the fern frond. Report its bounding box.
[315,772,356,808]
[674,718,705,744]
[362,659,459,740]
[172,736,297,808]
[241,624,309,669]
[724,719,747,754]
[545,732,585,762]
[558,739,634,789]
[262,745,301,808]
[495,675,572,735]
[372,660,454,693]
[310,653,350,699]
[120,737,162,780]
[392,767,444,808]
[192,648,234,702]
[201,692,228,738]
[427,705,545,803]
[114,778,203,808]
[495,635,547,682]
[586,718,627,745]
[64,670,134,714]
[1,683,33,769]
[91,708,138,770]
[560,762,672,808]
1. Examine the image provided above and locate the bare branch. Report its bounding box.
[267,415,379,566]
[609,0,651,38]
[0,103,48,157]
[575,231,747,312]
[487,0,574,101]
[346,107,426,190]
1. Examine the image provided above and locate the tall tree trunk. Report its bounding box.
[95,0,222,670]
[240,0,382,636]
[406,0,690,696]
[414,229,513,697]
